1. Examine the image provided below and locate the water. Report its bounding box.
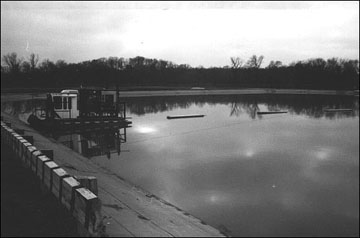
[3,94,359,236]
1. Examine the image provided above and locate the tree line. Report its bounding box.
[1,52,359,90]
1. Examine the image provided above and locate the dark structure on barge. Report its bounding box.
[28,88,132,131]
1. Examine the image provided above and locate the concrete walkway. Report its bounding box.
[1,112,224,237]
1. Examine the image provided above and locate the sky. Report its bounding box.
[1,1,359,68]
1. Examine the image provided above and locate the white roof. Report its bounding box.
[61,89,79,94]
[50,92,78,97]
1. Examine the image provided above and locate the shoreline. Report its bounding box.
[1,88,358,102]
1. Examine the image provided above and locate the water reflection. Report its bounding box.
[134,125,157,134]
[126,94,359,120]
[53,127,127,159]
[2,94,358,121]
[114,94,358,237]
[230,101,261,119]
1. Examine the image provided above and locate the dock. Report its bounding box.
[1,113,225,237]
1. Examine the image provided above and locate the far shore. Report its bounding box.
[1,88,358,102]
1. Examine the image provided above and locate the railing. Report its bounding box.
[117,101,127,119]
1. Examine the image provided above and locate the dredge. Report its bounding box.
[28,88,132,131]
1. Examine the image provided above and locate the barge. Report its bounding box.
[28,88,132,131]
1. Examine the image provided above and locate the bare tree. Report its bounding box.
[2,52,23,73]
[21,61,31,73]
[178,64,191,69]
[307,58,326,70]
[107,57,119,69]
[55,59,67,69]
[40,59,56,72]
[129,56,145,68]
[29,53,39,71]
[157,60,168,69]
[246,55,264,68]
[230,57,244,69]
[117,57,125,70]
[266,60,282,69]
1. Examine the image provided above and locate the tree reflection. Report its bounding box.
[230,101,260,119]
[125,95,359,120]
[2,94,359,120]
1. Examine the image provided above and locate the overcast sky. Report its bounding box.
[1,1,359,67]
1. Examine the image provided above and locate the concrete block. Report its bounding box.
[4,128,13,145]
[1,127,6,144]
[8,132,15,150]
[31,150,43,173]
[5,128,14,141]
[37,155,51,180]
[1,127,5,137]
[4,128,14,145]
[20,142,32,164]
[18,138,28,152]
[74,187,98,230]
[52,168,70,199]
[8,132,15,146]
[2,126,10,136]
[43,161,59,191]
[13,137,24,157]
[75,176,98,195]
[12,135,23,152]
[10,132,19,145]
[61,176,81,212]
[25,146,37,168]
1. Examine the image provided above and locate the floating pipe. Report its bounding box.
[257,111,288,115]
[167,114,205,119]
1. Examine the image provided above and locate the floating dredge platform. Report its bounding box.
[28,88,132,132]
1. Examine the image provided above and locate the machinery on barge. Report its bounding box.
[28,88,132,131]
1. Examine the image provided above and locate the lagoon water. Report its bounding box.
[4,94,359,236]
